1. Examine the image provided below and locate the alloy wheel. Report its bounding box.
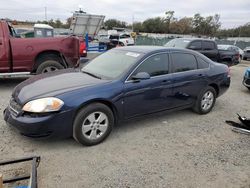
[81,112,109,140]
[42,66,58,73]
[201,91,214,111]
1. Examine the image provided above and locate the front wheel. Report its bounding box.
[192,87,216,114]
[73,103,114,146]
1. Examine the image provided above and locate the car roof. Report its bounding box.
[218,44,231,47]
[173,38,215,42]
[114,45,197,54]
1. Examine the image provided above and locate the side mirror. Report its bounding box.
[131,72,150,81]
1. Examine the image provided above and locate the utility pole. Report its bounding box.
[132,14,134,32]
[45,7,47,21]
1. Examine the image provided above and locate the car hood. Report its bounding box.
[13,69,110,105]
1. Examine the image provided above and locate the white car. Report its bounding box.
[108,34,134,46]
[118,34,135,46]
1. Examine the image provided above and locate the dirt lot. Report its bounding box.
[0,61,250,188]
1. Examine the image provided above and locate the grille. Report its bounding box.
[9,98,22,116]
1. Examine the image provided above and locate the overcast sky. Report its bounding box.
[0,0,249,28]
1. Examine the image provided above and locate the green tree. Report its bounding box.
[164,10,175,33]
[104,19,127,30]
[169,17,193,34]
[142,17,165,33]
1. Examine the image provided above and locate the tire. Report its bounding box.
[36,60,64,74]
[192,86,216,115]
[247,87,250,91]
[73,103,114,146]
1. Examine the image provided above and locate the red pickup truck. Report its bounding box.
[0,20,80,76]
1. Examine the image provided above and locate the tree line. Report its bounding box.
[104,11,250,38]
[8,10,250,37]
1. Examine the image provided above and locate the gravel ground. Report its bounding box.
[0,61,250,188]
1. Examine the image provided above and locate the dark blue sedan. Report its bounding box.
[4,46,230,146]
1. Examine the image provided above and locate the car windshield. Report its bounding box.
[81,50,142,80]
[164,38,190,48]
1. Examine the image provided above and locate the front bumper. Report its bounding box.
[243,54,250,60]
[243,77,250,88]
[3,106,74,138]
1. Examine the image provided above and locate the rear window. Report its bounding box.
[189,41,202,50]
[109,35,119,40]
[120,34,130,39]
[172,53,197,73]
[203,41,215,50]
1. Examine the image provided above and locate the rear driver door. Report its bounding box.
[170,52,208,108]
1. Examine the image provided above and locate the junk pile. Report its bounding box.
[226,114,250,135]
[0,156,40,188]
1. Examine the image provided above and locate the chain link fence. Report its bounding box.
[135,36,250,49]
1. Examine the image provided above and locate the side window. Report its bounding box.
[203,41,215,50]
[232,47,238,52]
[132,53,169,77]
[189,41,202,50]
[172,53,197,73]
[197,57,209,69]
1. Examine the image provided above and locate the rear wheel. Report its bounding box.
[192,86,216,114]
[36,60,64,74]
[73,103,114,146]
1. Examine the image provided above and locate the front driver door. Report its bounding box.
[123,53,173,119]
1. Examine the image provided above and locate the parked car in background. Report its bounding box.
[0,20,80,75]
[233,45,244,61]
[243,68,250,90]
[14,28,32,38]
[165,38,240,65]
[217,45,240,64]
[118,34,135,46]
[98,33,134,50]
[4,46,230,146]
[243,47,250,61]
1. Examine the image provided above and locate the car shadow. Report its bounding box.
[113,109,192,133]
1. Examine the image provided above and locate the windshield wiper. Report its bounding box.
[82,71,102,79]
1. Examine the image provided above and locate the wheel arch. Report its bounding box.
[209,83,219,97]
[32,50,67,72]
[74,99,119,125]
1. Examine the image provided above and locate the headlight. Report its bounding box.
[22,97,64,113]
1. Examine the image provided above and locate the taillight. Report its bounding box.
[79,42,86,54]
